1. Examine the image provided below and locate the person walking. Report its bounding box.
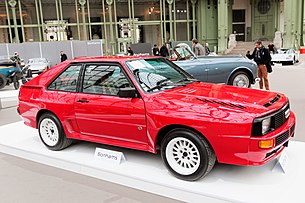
[192,39,206,56]
[246,41,271,90]
[60,51,68,62]
[159,44,169,57]
[152,44,160,56]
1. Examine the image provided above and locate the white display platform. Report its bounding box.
[0,121,304,203]
[0,90,18,109]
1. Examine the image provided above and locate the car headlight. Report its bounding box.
[262,117,271,134]
[252,116,272,136]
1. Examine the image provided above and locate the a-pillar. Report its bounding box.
[217,0,229,54]
[283,0,304,49]
[8,0,19,43]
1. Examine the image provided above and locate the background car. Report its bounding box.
[271,48,299,65]
[0,57,22,89]
[18,56,295,181]
[172,45,258,88]
[25,58,50,74]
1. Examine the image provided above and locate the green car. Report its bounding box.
[0,57,23,90]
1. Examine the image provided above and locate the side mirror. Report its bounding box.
[118,87,138,98]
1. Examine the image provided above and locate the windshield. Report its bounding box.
[125,58,194,92]
[174,46,195,60]
[278,49,289,54]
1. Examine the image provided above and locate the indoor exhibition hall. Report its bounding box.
[0,0,305,202]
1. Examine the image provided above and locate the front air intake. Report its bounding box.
[263,94,281,107]
[197,98,246,110]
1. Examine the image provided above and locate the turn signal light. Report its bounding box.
[259,139,274,149]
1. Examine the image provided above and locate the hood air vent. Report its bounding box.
[263,94,281,107]
[197,98,246,109]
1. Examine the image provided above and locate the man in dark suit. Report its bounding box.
[60,51,68,62]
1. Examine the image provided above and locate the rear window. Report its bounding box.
[48,65,81,92]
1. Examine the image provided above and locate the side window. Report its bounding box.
[82,64,133,96]
[48,65,81,92]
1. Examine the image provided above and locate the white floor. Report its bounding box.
[0,121,304,203]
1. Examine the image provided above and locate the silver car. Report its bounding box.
[172,45,258,88]
[26,58,50,74]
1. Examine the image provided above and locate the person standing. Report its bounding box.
[268,42,276,54]
[192,39,206,56]
[246,41,271,90]
[11,52,21,67]
[152,44,160,56]
[159,44,169,57]
[204,43,210,56]
[127,47,134,56]
[60,51,68,62]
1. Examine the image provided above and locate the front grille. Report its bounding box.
[263,94,281,107]
[272,103,289,129]
[275,130,289,146]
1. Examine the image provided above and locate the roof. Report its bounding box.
[71,55,162,63]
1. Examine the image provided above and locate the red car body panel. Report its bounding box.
[18,56,296,166]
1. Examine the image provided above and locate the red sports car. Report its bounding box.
[18,56,296,181]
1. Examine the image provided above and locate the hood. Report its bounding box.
[147,82,288,121]
[271,53,290,59]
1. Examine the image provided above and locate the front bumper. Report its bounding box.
[247,112,296,165]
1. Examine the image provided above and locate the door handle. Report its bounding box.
[77,99,89,103]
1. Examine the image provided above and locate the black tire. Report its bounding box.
[161,128,216,181]
[291,57,296,65]
[228,71,251,88]
[26,69,33,78]
[13,74,20,90]
[0,73,7,89]
[38,112,73,151]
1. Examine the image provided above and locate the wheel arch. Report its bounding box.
[155,124,216,155]
[227,67,254,85]
[36,109,58,128]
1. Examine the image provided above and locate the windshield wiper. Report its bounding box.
[147,78,179,92]
[176,78,199,83]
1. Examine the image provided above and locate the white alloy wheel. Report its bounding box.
[165,137,201,175]
[232,73,250,87]
[39,118,59,147]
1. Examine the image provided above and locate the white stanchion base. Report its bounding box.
[0,90,18,109]
[0,121,304,203]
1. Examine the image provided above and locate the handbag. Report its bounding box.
[266,62,273,73]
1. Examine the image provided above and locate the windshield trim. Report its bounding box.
[124,57,195,94]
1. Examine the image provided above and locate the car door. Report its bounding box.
[175,60,208,82]
[74,63,147,145]
[206,63,228,84]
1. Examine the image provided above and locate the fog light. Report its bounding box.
[259,139,274,149]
